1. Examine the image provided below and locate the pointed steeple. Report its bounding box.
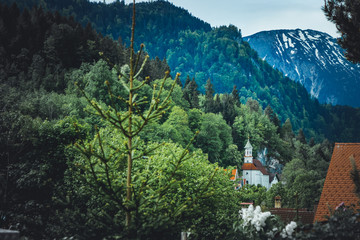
[244,138,253,163]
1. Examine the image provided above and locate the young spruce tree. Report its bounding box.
[74,1,218,238]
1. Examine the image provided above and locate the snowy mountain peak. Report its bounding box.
[244,29,360,107]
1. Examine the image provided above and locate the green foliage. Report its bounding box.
[0,116,86,238]
[295,204,360,239]
[160,106,193,147]
[195,113,233,165]
[232,103,281,160]
[0,1,356,239]
[281,156,325,209]
[5,0,360,143]
[324,0,360,63]
[265,182,288,208]
[238,185,268,206]
[351,156,360,201]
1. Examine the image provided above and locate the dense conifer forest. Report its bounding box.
[0,0,359,239]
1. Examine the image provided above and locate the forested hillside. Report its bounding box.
[0,1,358,239]
[2,0,360,142]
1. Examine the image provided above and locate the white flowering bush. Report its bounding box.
[240,205,271,232]
[281,221,297,239]
[233,205,297,240]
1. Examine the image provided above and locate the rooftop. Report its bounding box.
[314,143,360,222]
[269,208,314,225]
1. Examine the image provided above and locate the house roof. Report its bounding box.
[269,173,280,183]
[270,208,314,225]
[253,159,270,175]
[224,169,239,181]
[241,160,270,176]
[230,169,238,181]
[314,143,360,222]
[242,163,259,171]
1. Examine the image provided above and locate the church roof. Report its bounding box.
[253,159,270,175]
[269,173,280,183]
[314,143,360,222]
[242,163,258,171]
[244,139,252,149]
[241,160,270,175]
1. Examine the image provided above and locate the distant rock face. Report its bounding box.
[244,29,360,107]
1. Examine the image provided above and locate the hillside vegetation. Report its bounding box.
[3,0,360,142]
[0,1,357,239]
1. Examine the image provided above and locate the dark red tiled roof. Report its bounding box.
[270,208,314,225]
[253,159,269,175]
[314,143,360,222]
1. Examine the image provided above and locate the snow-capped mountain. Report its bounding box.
[244,29,360,107]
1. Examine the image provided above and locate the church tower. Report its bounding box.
[244,138,253,163]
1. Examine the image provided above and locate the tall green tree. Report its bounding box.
[74,2,218,238]
[195,113,233,164]
[231,85,240,107]
[204,78,215,113]
[183,78,200,109]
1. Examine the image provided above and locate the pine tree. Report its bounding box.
[189,78,200,108]
[296,128,307,144]
[204,78,214,113]
[324,0,360,63]
[183,77,199,109]
[280,118,295,143]
[264,105,281,133]
[74,2,216,237]
[75,1,179,234]
[221,94,236,125]
[231,85,240,106]
[214,94,221,113]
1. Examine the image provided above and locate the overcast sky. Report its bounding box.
[94,0,339,37]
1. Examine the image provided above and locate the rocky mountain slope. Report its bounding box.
[244,29,360,107]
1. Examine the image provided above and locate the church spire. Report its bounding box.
[244,138,253,163]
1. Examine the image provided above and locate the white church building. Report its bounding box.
[241,139,278,189]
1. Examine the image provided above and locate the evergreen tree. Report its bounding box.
[246,98,260,113]
[231,85,240,106]
[264,105,281,133]
[182,75,191,105]
[214,94,221,113]
[280,118,295,142]
[221,94,236,125]
[184,75,191,87]
[324,0,360,63]
[183,78,199,109]
[296,128,307,144]
[204,78,215,113]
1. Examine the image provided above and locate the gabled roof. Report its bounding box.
[241,160,270,176]
[314,143,360,222]
[253,159,269,175]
